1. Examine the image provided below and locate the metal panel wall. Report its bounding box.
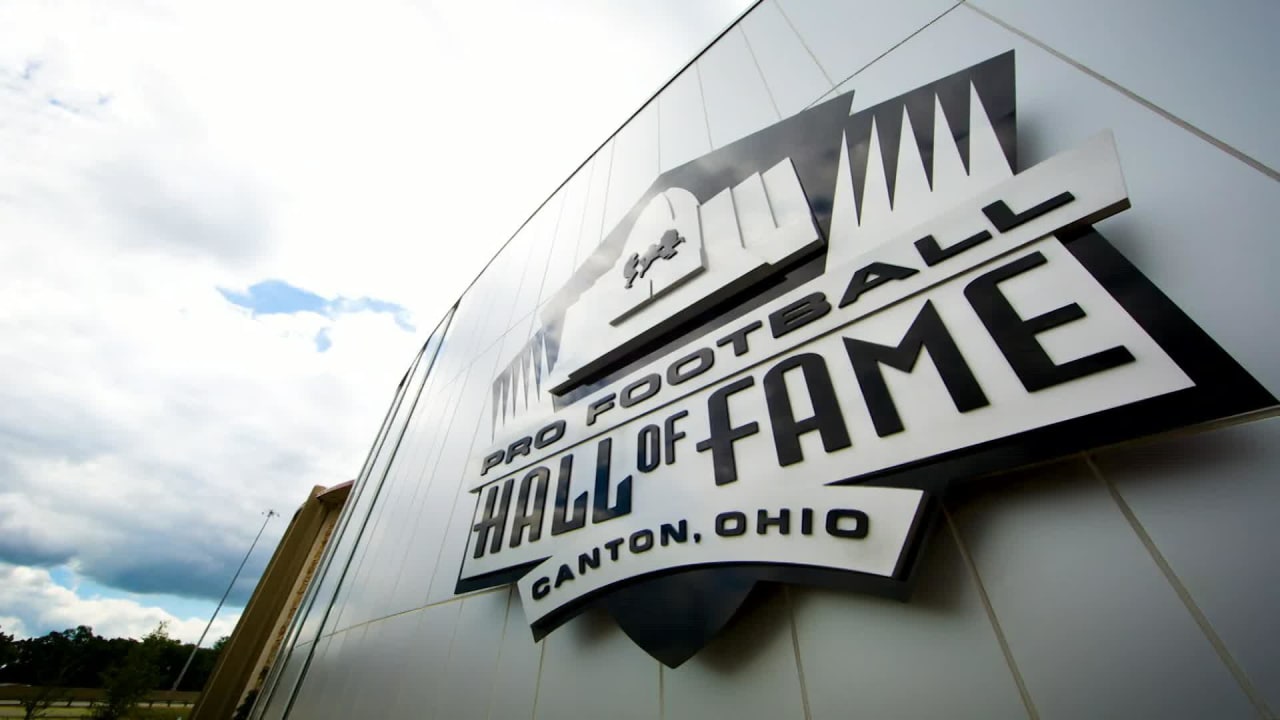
[253,1,1279,718]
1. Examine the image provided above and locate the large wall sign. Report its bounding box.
[456,52,1275,667]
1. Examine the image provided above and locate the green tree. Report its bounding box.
[91,623,169,720]
[0,625,15,668]
[5,627,86,719]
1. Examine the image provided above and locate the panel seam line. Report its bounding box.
[739,25,782,119]
[784,586,813,720]
[1086,454,1275,718]
[805,1,965,111]
[694,62,716,149]
[773,0,834,87]
[945,506,1040,719]
[483,588,516,720]
[962,3,1279,182]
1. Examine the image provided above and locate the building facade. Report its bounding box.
[249,1,1280,718]
[193,482,351,720]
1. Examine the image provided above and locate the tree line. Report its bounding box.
[0,624,224,718]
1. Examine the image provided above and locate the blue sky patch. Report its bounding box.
[219,279,328,315]
[47,564,226,628]
[219,279,415,350]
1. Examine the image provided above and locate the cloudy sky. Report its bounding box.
[0,0,751,643]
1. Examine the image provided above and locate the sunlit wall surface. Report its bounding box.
[250,1,1280,718]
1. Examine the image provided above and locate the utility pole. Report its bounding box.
[172,509,277,692]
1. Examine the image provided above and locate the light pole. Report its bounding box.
[172,509,277,692]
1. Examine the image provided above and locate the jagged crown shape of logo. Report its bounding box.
[462,52,1274,667]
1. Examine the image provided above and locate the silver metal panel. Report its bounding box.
[970,0,1279,171]
[433,590,513,720]
[658,66,712,173]
[602,102,661,241]
[325,625,370,720]
[663,590,806,720]
[576,141,615,267]
[387,602,465,719]
[362,377,469,620]
[740,0,833,117]
[424,318,541,606]
[540,163,592,309]
[356,611,423,717]
[466,241,529,361]
[443,255,521,387]
[254,639,311,720]
[533,607,660,720]
[331,402,434,630]
[827,4,1280,395]
[488,588,545,720]
[507,193,564,329]
[295,486,372,638]
[265,6,1280,718]
[793,524,1028,719]
[331,360,459,631]
[777,0,957,88]
[950,458,1255,718]
[430,310,481,388]
[491,221,541,338]
[696,26,780,148]
[1093,418,1280,713]
[387,338,506,614]
[432,284,495,387]
[297,330,445,640]
[288,632,344,720]
[344,619,391,715]
[341,373,469,628]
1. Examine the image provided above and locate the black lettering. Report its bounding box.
[770,292,832,338]
[592,438,632,523]
[578,548,601,575]
[629,529,655,553]
[532,576,550,600]
[982,192,1075,233]
[801,508,814,535]
[915,229,993,267]
[509,467,549,548]
[619,373,661,408]
[667,347,715,385]
[826,509,869,539]
[551,455,588,536]
[534,420,566,448]
[604,537,625,561]
[554,564,575,589]
[763,353,852,466]
[965,251,1135,392]
[838,262,919,308]
[716,320,764,357]
[695,377,760,486]
[663,410,688,465]
[481,451,504,476]
[471,478,514,559]
[757,508,791,535]
[637,424,660,473]
[586,394,616,426]
[660,520,688,546]
[506,436,532,461]
[844,300,989,437]
[716,511,747,537]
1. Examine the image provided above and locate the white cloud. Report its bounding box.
[0,0,752,625]
[0,563,239,644]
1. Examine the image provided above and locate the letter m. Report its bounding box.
[843,301,988,437]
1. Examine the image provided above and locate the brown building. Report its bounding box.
[190,481,350,720]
